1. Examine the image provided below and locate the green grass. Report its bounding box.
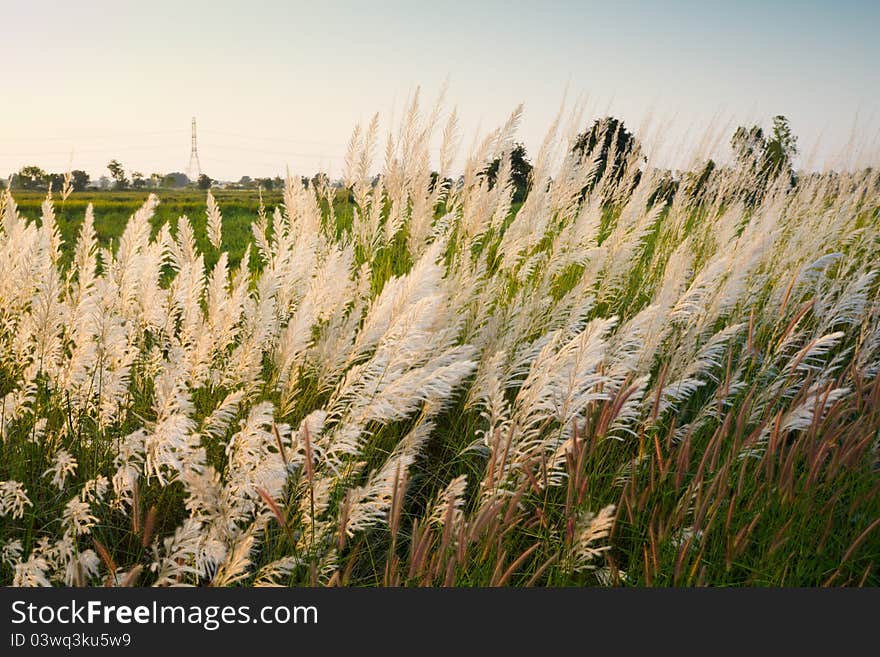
[10,189,360,273]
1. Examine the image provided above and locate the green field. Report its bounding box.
[11,189,292,270]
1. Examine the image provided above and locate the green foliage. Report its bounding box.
[572,116,642,200]
[162,172,190,188]
[481,142,533,203]
[1,110,878,589]
[731,115,798,204]
[106,159,129,190]
[17,165,47,190]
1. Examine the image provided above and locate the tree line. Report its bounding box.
[3,116,799,204]
[475,114,799,209]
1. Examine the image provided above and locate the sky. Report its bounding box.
[1,0,878,181]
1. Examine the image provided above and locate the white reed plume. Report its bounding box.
[206,190,223,250]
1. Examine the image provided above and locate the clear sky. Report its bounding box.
[2,0,878,181]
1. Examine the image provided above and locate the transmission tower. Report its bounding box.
[186,117,202,182]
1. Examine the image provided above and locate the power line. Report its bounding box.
[200,129,346,149]
[1,142,346,160]
[200,143,344,159]
[0,130,188,143]
[0,143,186,157]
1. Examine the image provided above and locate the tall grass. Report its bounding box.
[1,97,878,587]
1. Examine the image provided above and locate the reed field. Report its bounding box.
[1,100,879,587]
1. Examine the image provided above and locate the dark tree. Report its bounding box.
[162,172,190,188]
[107,159,128,189]
[18,165,47,190]
[131,172,146,189]
[47,171,88,193]
[764,115,798,180]
[197,173,213,190]
[428,171,454,194]
[480,142,533,203]
[47,173,67,191]
[681,159,716,205]
[70,170,90,191]
[646,169,679,207]
[311,172,330,190]
[730,115,798,204]
[571,117,642,200]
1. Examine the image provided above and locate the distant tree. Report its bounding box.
[256,177,274,190]
[107,159,128,190]
[680,159,716,205]
[162,172,189,188]
[197,173,213,190]
[70,170,90,191]
[646,169,679,207]
[480,142,533,203]
[731,115,798,204]
[149,173,163,188]
[47,172,67,191]
[45,171,86,194]
[96,175,112,190]
[18,165,47,190]
[237,175,254,188]
[731,125,765,173]
[428,171,454,195]
[131,171,146,189]
[571,117,642,200]
[310,172,329,190]
[644,158,719,209]
[765,115,798,180]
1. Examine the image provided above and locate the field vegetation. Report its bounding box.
[1,99,879,586]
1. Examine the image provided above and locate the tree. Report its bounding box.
[47,172,67,191]
[571,117,642,201]
[646,169,679,207]
[131,171,146,189]
[480,142,533,203]
[679,159,716,206]
[18,165,47,190]
[162,172,189,188]
[197,173,213,190]
[46,171,87,193]
[107,159,128,189]
[70,170,90,191]
[429,171,454,195]
[149,173,163,188]
[765,115,798,180]
[730,115,798,204]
